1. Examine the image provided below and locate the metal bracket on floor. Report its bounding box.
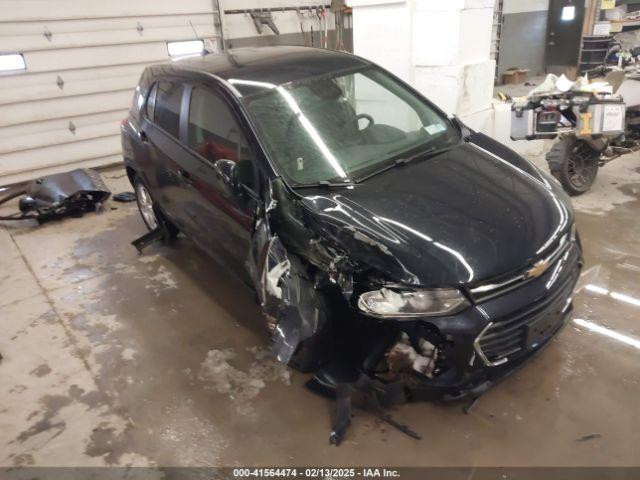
[331,375,420,445]
[462,395,482,414]
[131,226,165,253]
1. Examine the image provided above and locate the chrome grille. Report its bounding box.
[479,324,526,363]
[475,264,579,366]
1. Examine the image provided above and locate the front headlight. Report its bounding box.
[357,287,470,318]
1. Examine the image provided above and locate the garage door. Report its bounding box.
[0,0,222,185]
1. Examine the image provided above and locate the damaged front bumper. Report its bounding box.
[310,238,582,403]
[250,176,582,438]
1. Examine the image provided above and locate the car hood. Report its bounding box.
[298,139,573,287]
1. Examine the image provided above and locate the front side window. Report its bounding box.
[154,81,183,138]
[187,87,255,188]
[240,67,460,185]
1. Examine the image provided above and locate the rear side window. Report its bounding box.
[154,81,183,138]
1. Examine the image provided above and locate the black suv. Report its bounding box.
[121,46,582,400]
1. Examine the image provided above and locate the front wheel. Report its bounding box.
[546,137,600,196]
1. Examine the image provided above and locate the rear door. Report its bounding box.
[140,79,187,228]
[175,83,259,280]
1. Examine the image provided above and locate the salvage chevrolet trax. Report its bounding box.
[121,46,582,405]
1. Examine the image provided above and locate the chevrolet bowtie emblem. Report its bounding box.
[525,259,550,279]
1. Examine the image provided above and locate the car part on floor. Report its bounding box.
[112,191,137,202]
[132,226,167,253]
[306,365,419,445]
[130,207,181,252]
[0,169,110,224]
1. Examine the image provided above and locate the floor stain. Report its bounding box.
[29,364,52,378]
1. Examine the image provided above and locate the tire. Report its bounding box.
[546,137,600,196]
[133,175,179,239]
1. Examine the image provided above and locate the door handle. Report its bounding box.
[177,168,194,186]
[138,130,149,143]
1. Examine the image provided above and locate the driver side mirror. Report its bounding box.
[213,159,239,189]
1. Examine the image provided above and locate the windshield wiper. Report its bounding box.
[356,145,455,183]
[291,180,355,189]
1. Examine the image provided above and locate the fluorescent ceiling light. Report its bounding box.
[561,6,576,21]
[0,53,26,72]
[167,40,204,57]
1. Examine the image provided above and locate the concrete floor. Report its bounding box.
[1,153,640,468]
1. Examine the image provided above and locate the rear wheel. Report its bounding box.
[546,137,600,196]
[133,175,179,238]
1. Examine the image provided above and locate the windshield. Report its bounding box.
[237,67,461,185]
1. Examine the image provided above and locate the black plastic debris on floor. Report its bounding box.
[113,191,136,202]
[0,168,110,224]
[306,366,421,446]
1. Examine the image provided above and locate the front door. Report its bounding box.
[176,84,258,281]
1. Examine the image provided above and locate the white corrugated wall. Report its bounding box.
[0,0,221,185]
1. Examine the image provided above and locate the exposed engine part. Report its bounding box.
[385,332,438,378]
[265,258,291,300]
[264,313,278,335]
[0,169,110,224]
